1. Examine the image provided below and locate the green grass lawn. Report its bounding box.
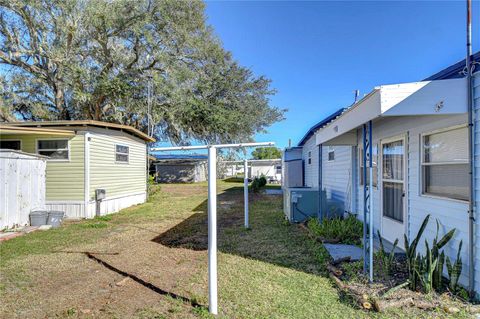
[0,181,472,318]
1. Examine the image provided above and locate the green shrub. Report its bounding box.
[148,174,156,185]
[250,176,267,193]
[307,215,363,245]
[258,175,267,187]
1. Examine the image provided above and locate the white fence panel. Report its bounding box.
[0,150,46,229]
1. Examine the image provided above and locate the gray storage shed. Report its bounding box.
[154,154,208,183]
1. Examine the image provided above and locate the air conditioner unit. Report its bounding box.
[284,188,319,223]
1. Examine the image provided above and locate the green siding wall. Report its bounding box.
[89,130,146,199]
[1,134,85,201]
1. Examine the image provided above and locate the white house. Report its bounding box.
[289,53,480,294]
[248,159,282,183]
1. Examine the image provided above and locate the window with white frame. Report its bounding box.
[115,144,129,163]
[327,146,335,161]
[359,145,378,187]
[307,151,312,164]
[422,126,469,201]
[275,165,282,174]
[0,140,21,150]
[37,139,69,160]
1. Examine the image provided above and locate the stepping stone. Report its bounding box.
[0,232,23,242]
[38,225,52,231]
[265,189,283,195]
[323,243,364,263]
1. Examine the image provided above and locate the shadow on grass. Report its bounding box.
[85,252,204,309]
[152,186,327,275]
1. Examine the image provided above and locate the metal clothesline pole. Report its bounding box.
[219,158,281,230]
[150,141,274,315]
[244,158,249,229]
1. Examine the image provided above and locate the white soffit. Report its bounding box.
[316,78,467,145]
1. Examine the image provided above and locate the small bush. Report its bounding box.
[250,176,267,193]
[258,175,267,187]
[308,215,363,245]
[148,175,156,185]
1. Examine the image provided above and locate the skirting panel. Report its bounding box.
[47,193,146,219]
[45,201,86,219]
[87,192,147,217]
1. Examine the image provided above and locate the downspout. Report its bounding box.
[318,144,323,221]
[466,0,475,298]
[84,132,91,218]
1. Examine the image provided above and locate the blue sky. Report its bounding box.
[205,0,479,149]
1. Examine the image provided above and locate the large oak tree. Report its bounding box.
[0,0,284,144]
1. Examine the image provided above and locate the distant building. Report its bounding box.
[153,154,208,183]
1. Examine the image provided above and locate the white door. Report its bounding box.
[381,136,406,246]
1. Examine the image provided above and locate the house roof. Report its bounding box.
[424,51,480,81]
[297,108,346,146]
[154,154,208,160]
[0,125,76,136]
[221,159,281,165]
[5,120,155,142]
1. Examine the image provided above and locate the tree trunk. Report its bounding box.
[54,83,69,120]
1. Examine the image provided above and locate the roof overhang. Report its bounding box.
[316,78,467,145]
[221,159,281,165]
[5,120,155,142]
[0,125,75,136]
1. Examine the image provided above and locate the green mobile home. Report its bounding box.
[0,121,155,219]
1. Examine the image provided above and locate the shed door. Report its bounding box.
[381,136,406,247]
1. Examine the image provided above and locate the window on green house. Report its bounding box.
[115,144,129,163]
[37,139,69,160]
[0,140,21,150]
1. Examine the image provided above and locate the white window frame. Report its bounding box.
[359,144,378,188]
[115,144,130,164]
[36,138,70,162]
[0,139,22,150]
[420,124,469,202]
[327,146,335,162]
[307,151,312,165]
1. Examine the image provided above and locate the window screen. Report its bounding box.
[115,144,129,163]
[0,140,21,150]
[328,147,335,161]
[422,127,468,201]
[37,139,69,159]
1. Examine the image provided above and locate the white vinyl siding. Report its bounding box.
[301,136,318,188]
[322,145,353,207]
[354,114,469,287]
[473,71,480,294]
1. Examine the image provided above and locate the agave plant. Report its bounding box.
[404,214,430,290]
[446,240,463,292]
[377,230,398,276]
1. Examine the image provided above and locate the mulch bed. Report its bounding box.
[298,221,476,315]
